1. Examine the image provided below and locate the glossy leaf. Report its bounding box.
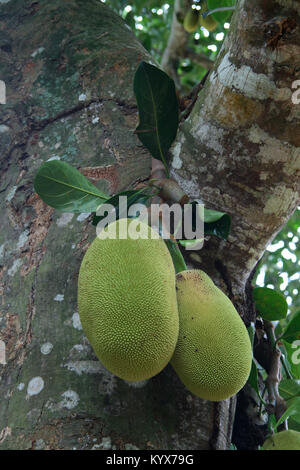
[206,0,236,22]
[189,203,231,240]
[280,310,300,344]
[247,359,266,404]
[92,189,152,227]
[282,340,300,380]
[204,210,231,240]
[253,287,288,321]
[247,323,255,347]
[178,238,205,249]
[34,160,108,213]
[288,418,300,432]
[279,379,300,401]
[134,61,178,171]
[275,397,300,429]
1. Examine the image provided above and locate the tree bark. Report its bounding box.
[171,0,300,306]
[0,0,299,450]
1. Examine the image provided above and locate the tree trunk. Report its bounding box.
[0,0,299,450]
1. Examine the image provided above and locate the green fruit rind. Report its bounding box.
[262,430,300,450]
[171,270,252,401]
[199,15,219,32]
[183,9,200,33]
[78,218,179,382]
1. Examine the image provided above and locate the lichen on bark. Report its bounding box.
[0,0,233,451]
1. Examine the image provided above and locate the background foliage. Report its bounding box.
[106,0,228,90]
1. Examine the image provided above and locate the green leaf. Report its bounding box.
[204,210,231,240]
[289,417,300,432]
[275,397,300,429]
[124,10,135,30]
[206,0,236,22]
[133,61,179,172]
[280,310,300,344]
[282,340,300,380]
[34,161,109,213]
[279,379,300,401]
[140,33,152,52]
[92,189,152,227]
[178,238,205,248]
[247,323,255,347]
[247,359,266,404]
[253,287,288,321]
[190,203,231,240]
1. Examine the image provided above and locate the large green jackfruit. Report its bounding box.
[78,218,179,381]
[171,270,252,401]
[262,430,300,450]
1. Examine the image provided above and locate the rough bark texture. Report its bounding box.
[171,0,300,318]
[0,0,299,451]
[0,0,234,450]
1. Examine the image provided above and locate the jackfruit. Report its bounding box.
[199,2,219,32]
[78,218,179,382]
[183,9,200,33]
[262,430,300,450]
[199,15,219,32]
[171,270,252,401]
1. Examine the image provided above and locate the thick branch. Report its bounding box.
[170,0,300,301]
[185,47,214,69]
[161,0,191,86]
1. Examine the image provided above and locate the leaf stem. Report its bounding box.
[264,321,288,431]
[202,6,236,18]
[165,238,187,274]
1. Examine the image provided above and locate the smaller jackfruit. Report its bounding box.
[199,1,219,32]
[199,15,219,32]
[183,9,200,33]
[171,270,252,401]
[262,430,300,450]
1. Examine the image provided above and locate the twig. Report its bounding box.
[202,7,236,18]
[264,321,287,431]
[184,48,214,70]
[180,70,209,121]
[161,0,190,87]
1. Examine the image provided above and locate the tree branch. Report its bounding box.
[161,0,190,86]
[264,321,287,431]
[184,47,214,69]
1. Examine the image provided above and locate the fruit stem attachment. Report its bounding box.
[165,238,187,274]
[202,6,235,19]
[264,320,287,431]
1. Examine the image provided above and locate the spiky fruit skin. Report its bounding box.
[183,9,200,33]
[171,270,252,401]
[78,218,179,382]
[262,430,300,450]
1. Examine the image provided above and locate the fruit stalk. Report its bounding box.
[264,320,287,431]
